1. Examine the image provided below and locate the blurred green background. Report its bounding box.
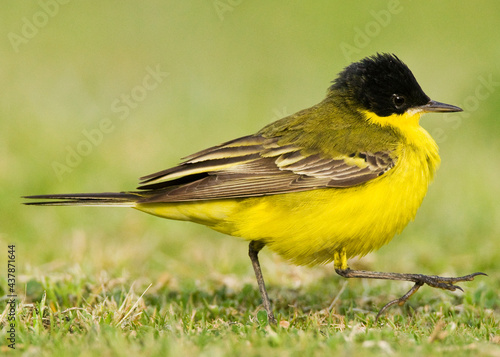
[1,1,499,301]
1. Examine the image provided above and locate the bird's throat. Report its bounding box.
[363,109,421,129]
[361,109,430,146]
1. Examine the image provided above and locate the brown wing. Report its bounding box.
[137,134,395,203]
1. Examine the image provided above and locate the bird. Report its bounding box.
[25,53,485,324]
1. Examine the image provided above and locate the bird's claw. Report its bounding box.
[375,272,486,321]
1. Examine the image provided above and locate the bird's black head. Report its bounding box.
[331,53,432,117]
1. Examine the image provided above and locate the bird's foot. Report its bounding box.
[335,268,487,320]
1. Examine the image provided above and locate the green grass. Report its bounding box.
[1,264,498,356]
[1,1,500,356]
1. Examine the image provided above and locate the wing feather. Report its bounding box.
[137,134,396,202]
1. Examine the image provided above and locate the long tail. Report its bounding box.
[23,192,143,207]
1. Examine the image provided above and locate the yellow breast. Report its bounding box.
[221,112,439,265]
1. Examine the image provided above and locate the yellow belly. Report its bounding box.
[137,140,439,266]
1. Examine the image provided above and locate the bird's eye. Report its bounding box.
[392,94,406,109]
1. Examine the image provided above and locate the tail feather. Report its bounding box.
[23,192,142,207]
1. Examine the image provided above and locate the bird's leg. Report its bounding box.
[248,241,277,324]
[333,249,486,320]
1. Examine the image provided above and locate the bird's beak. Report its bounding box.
[419,100,463,113]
